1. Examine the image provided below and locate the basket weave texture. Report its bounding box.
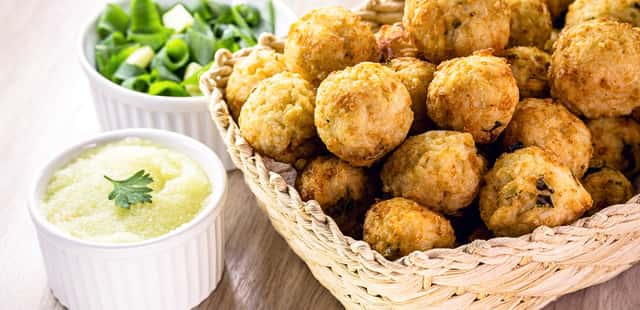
[199,1,640,308]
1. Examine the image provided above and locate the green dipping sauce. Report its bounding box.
[42,138,211,243]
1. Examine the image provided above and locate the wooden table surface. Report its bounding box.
[1,0,639,309]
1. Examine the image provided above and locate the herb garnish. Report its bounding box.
[535,176,554,208]
[104,170,154,209]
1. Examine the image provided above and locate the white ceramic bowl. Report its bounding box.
[78,0,297,171]
[29,129,228,310]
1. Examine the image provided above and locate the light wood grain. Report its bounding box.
[0,0,638,309]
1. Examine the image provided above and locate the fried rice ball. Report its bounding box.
[375,23,419,62]
[497,47,551,98]
[546,0,575,19]
[403,0,511,63]
[502,98,592,177]
[239,72,319,163]
[295,156,374,238]
[588,117,640,177]
[381,131,487,215]
[480,146,593,237]
[427,50,519,144]
[284,7,378,86]
[507,0,553,49]
[566,0,640,28]
[226,49,287,119]
[363,198,455,260]
[386,57,436,133]
[582,166,634,213]
[295,156,373,213]
[549,19,640,119]
[315,62,413,167]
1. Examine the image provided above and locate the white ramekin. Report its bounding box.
[29,129,228,310]
[78,0,297,172]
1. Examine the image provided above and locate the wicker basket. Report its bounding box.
[199,1,640,308]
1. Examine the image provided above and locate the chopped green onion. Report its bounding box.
[151,57,181,82]
[162,4,194,33]
[229,6,256,45]
[267,0,275,33]
[186,15,215,65]
[184,62,203,80]
[161,38,190,71]
[129,0,163,33]
[125,46,155,68]
[122,74,152,92]
[114,63,146,81]
[128,28,173,51]
[207,2,233,24]
[234,4,261,27]
[98,44,140,81]
[149,81,189,96]
[97,4,129,39]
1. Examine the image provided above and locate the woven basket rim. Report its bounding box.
[198,0,640,307]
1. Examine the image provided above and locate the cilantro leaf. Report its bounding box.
[104,170,154,209]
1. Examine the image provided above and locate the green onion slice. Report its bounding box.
[186,15,214,65]
[122,74,152,92]
[267,0,275,33]
[113,63,146,81]
[151,57,181,82]
[160,38,190,71]
[129,0,163,33]
[97,4,129,39]
[149,81,189,97]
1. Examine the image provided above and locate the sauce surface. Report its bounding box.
[43,138,211,243]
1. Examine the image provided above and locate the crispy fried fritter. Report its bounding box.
[284,7,378,86]
[428,50,519,144]
[315,62,413,167]
[363,198,455,260]
[480,146,592,237]
[403,0,511,63]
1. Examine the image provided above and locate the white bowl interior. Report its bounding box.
[29,128,228,249]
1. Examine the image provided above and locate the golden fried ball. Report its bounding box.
[363,198,455,260]
[546,0,575,19]
[315,62,413,167]
[566,0,640,28]
[239,72,319,163]
[588,117,640,177]
[583,166,634,213]
[284,7,378,86]
[497,47,551,98]
[403,0,511,63]
[386,57,436,133]
[507,0,553,49]
[502,98,592,177]
[295,156,374,238]
[549,19,640,119]
[381,131,486,215]
[295,156,373,213]
[375,23,418,62]
[480,146,593,237]
[427,50,519,144]
[226,49,287,120]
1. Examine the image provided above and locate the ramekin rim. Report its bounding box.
[28,128,228,249]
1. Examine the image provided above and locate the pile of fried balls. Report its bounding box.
[225,0,640,260]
